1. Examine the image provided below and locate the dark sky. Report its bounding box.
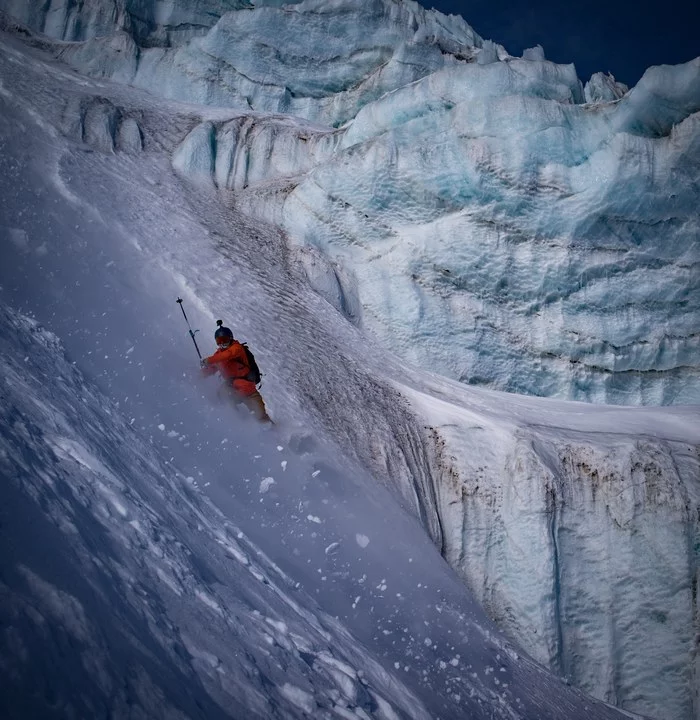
[428,0,699,87]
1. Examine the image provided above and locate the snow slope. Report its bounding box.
[0,10,699,720]
[0,30,640,720]
[6,300,561,720]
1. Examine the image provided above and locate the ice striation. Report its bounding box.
[0,0,253,46]
[1,4,700,720]
[278,57,700,406]
[1,0,487,126]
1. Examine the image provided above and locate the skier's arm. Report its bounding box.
[209,344,247,365]
[200,354,218,375]
[201,344,246,372]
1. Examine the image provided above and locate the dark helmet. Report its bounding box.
[214,319,234,347]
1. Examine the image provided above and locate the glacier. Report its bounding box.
[0,2,699,720]
[1,0,697,405]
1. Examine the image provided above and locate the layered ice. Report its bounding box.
[1,0,487,126]
[278,57,700,405]
[0,0,252,45]
[402,381,700,720]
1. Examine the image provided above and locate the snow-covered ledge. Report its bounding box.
[399,380,700,720]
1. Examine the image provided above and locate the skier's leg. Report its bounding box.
[242,391,272,423]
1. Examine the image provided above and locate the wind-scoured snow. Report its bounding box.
[0,5,699,720]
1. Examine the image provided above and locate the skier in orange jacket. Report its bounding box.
[201,321,271,423]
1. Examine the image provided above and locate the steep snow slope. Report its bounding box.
[0,30,640,720]
[0,17,699,720]
[2,307,436,720]
[1,0,697,404]
[9,300,621,720]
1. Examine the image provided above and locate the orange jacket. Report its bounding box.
[202,342,257,396]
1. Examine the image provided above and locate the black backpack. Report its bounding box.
[241,343,262,385]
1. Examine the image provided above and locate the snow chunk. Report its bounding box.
[584,71,628,103]
[259,476,275,493]
[355,534,370,548]
[8,227,29,251]
[280,683,316,714]
[325,542,340,555]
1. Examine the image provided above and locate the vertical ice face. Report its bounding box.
[280,58,700,405]
[0,0,253,44]
[420,409,700,720]
[0,0,487,124]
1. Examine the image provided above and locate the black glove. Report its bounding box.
[200,358,208,368]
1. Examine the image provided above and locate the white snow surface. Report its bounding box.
[0,9,699,720]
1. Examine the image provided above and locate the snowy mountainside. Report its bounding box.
[1,0,698,404]
[0,117,634,720]
[0,304,490,720]
[0,12,699,720]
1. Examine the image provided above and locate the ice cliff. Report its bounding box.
[2,0,697,405]
[403,381,700,720]
[1,2,699,720]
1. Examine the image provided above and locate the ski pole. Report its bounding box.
[176,297,202,360]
